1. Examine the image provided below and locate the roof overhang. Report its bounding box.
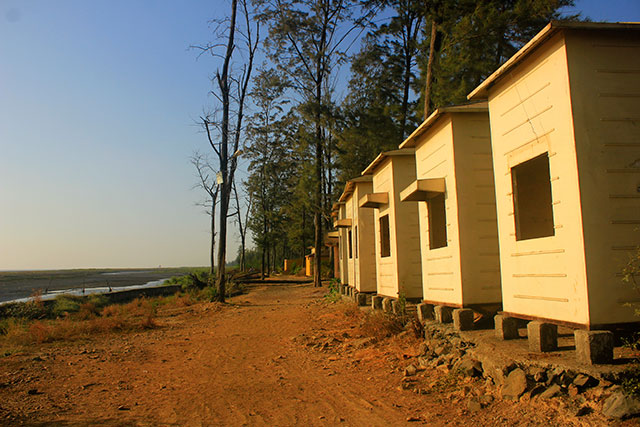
[468,21,640,100]
[325,231,339,246]
[338,175,373,203]
[399,102,488,149]
[400,178,446,202]
[359,192,389,208]
[334,218,352,228]
[361,148,415,176]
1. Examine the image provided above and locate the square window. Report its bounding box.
[511,153,555,240]
[428,193,447,249]
[380,215,391,258]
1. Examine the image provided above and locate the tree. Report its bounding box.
[257,0,364,287]
[232,181,252,271]
[193,0,259,302]
[420,0,577,114]
[191,152,219,276]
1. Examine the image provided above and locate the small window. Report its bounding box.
[339,236,343,260]
[511,153,555,240]
[348,229,353,259]
[380,215,391,257]
[428,193,447,249]
[354,226,358,258]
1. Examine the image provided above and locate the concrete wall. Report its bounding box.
[453,112,502,305]
[565,29,640,326]
[414,112,501,306]
[487,31,591,325]
[415,117,463,305]
[345,194,356,287]
[371,156,422,299]
[338,204,349,285]
[353,181,377,292]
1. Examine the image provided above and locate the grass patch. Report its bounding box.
[324,280,342,303]
[358,310,405,341]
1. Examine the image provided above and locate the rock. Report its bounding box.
[467,398,482,412]
[572,374,593,388]
[528,367,546,383]
[27,389,41,395]
[529,384,546,398]
[118,405,130,411]
[602,392,640,419]
[406,416,421,422]
[539,384,562,400]
[501,368,528,400]
[434,345,449,356]
[418,342,429,355]
[454,358,483,377]
[404,365,417,377]
[568,385,579,397]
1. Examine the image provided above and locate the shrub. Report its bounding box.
[324,279,341,303]
[52,295,82,317]
[358,311,404,341]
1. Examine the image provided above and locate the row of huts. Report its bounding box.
[325,21,640,356]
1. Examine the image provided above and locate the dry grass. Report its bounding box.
[0,297,159,348]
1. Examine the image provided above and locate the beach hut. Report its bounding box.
[361,149,423,300]
[468,21,640,329]
[398,102,501,315]
[337,176,377,295]
[332,202,350,286]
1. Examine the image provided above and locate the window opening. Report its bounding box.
[380,215,391,257]
[348,229,353,259]
[428,193,448,249]
[511,152,555,240]
[355,226,358,258]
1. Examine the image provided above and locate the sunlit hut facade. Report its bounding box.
[468,21,640,328]
[398,102,501,311]
[332,202,350,286]
[361,149,422,300]
[336,176,377,294]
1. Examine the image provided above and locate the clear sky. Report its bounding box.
[1,0,639,270]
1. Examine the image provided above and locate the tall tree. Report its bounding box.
[193,0,259,302]
[257,0,361,287]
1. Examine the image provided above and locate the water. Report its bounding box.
[0,278,170,306]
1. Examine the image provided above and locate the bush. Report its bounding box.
[358,311,404,341]
[52,295,82,317]
[325,279,341,303]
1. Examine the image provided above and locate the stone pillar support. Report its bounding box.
[574,330,614,365]
[453,308,474,331]
[495,315,519,340]
[527,321,557,352]
[434,305,453,324]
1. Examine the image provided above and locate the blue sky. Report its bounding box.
[0,0,639,270]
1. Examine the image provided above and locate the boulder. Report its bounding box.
[538,384,562,400]
[602,392,640,419]
[501,368,528,400]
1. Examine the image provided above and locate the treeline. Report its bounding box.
[201,0,577,283]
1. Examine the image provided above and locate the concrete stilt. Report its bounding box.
[527,321,557,352]
[371,295,383,310]
[453,308,474,331]
[355,292,367,306]
[494,315,519,340]
[574,330,614,365]
[434,305,453,323]
[382,297,393,313]
[416,303,434,323]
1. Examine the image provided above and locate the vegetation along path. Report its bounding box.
[0,279,629,425]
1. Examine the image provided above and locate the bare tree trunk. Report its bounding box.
[210,192,217,275]
[424,19,437,119]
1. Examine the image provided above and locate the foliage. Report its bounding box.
[621,365,640,397]
[622,246,640,316]
[325,279,342,303]
[358,310,405,341]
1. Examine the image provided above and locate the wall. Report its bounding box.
[566,29,640,326]
[353,181,377,292]
[372,160,398,297]
[453,112,502,305]
[345,194,356,287]
[338,204,349,285]
[391,156,423,299]
[487,31,590,325]
[415,117,463,305]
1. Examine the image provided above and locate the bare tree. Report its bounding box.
[191,152,220,276]
[232,180,252,271]
[193,0,259,302]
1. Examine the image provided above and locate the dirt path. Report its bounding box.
[0,280,626,426]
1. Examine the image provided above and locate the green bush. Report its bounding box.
[325,279,341,303]
[52,295,82,317]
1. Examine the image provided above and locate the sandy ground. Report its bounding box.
[0,279,633,426]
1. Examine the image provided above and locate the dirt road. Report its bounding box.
[0,280,623,426]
